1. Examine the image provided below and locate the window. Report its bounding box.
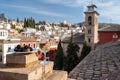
[88,38,91,43]
[3,32,5,36]
[1,32,3,36]
[88,16,92,25]
[0,32,1,36]
[113,33,118,38]
[88,29,91,34]
[8,47,11,52]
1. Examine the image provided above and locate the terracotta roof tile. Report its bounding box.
[20,37,37,42]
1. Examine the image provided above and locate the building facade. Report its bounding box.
[99,25,120,44]
[0,28,8,40]
[20,37,39,49]
[0,38,20,64]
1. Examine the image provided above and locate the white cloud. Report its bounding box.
[97,1,120,23]
[1,0,120,23]
[40,0,120,23]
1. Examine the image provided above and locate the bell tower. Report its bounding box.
[84,4,99,47]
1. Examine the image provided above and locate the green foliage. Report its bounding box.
[16,17,19,23]
[36,21,46,25]
[64,42,80,73]
[15,28,23,33]
[63,34,80,73]
[23,17,36,28]
[24,18,27,28]
[59,22,69,28]
[11,24,15,29]
[54,41,64,70]
[79,42,91,61]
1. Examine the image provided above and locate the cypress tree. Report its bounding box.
[79,42,91,61]
[54,40,64,70]
[17,17,19,23]
[24,18,27,28]
[64,32,80,73]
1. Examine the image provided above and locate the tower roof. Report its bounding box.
[87,4,97,8]
[84,4,99,15]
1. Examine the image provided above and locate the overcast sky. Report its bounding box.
[0,0,120,24]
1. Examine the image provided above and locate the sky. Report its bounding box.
[0,0,120,24]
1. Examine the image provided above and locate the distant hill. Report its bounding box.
[76,22,120,29]
[98,23,120,29]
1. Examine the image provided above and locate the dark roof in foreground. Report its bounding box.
[99,25,120,32]
[69,41,120,80]
[62,33,85,43]
[100,70,120,80]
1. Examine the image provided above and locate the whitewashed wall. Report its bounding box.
[2,43,19,64]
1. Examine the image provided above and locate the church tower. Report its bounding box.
[84,4,99,47]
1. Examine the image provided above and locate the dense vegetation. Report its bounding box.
[54,33,91,73]
[79,42,91,61]
[24,17,35,28]
[64,42,80,73]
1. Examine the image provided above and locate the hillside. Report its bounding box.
[77,22,120,29]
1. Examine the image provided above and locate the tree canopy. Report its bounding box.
[23,17,35,28]
[54,40,64,70]
[63,33,80,73]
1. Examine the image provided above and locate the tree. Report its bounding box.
[60,22,64,27]
[32,19,35,28]
[64,32,80,73]
[16,17,19,23]
[42,21,46,25]
[11,24,15,29]
[23,17,36,28]
[54,40,64,70]
[79,42,91,61]
[24,18,27,28]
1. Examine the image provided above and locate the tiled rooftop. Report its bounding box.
[20,36,37,42]
[100,70,120,80]
[68,41,120,80]
[99,25,120,32]
[62,33,85,43]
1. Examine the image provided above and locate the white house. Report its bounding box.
[0,38,20,64]
[0,28,8,39]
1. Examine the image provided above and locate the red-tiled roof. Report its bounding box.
[20,37,37,42]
